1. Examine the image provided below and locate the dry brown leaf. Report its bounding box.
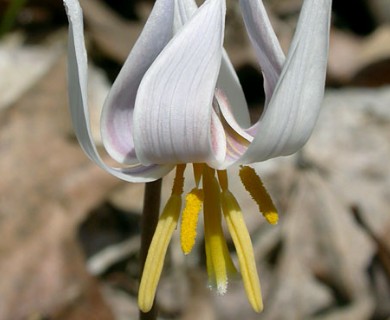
[0,32,64,111]
[0,54,121,319]
[328,26,390,85]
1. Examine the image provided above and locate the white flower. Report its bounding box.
[64,0,332,313]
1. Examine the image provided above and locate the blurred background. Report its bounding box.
[0,0,390,319]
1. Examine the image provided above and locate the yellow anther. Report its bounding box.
[171,164,186,196]
[221,190,263,312]
[217,170,228,191]
[138,194,182,313]
[203,166,237,294]
[239,166,279,225]
[264,211,278,225]
[180,188,204,255]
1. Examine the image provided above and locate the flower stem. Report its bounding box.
[0,0,27,38]
[139,179,162,320]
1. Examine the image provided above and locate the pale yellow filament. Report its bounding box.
[221,190,263,312]
[138,165,185,312]
[193,163,204,187]
[217,169,228,191]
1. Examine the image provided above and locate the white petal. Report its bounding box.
[175,0,251,128]
[64,0,173,182]
[214,90,252,166]
[209,106,227,168]
[239,0,332,163]
[173,0,197,32]
[217,51,251,128]
[240,0,285,104]
[101,0,175,164]
[134,0,226,165]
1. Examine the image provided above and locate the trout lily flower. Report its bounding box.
[64,0,331,313]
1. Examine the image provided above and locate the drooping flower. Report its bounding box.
[64,0,332,313]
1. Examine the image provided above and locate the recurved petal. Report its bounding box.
[174,0,250,128]
[173,0,197,32]
[239,0,332,164]
[64,0,173,182]
[134,0,226,166]
[240,0,285,104]
[218,51,251,128]
[101,0,175,165]
[214,90,252,166]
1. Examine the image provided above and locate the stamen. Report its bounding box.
[138,165,186,312]
[239,166,278,225]
[204,229,216,290]
[221,190,263,312]
[217,170,228,191]
[171,164,186,196]
[193,163,204,187]
[138,195,182,312]
[180,188,204,255]
[203,166,237,294]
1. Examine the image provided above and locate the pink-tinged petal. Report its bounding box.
[101,0,175,165]
[211,90,251,168]
[209,107,227,168]
[134,0,226,165]
[239,0,332,163]
[64,0,173,182]
[240,0,285,105]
